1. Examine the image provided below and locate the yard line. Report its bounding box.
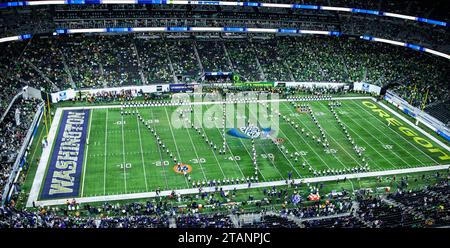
[81,109,93,197]
[337,102,415,168]
[234,137,270,181]
[209,103,246,177]
[220,104,265,179]
[183,120,208,180]
[191,113,227,178]
[349,100,440,165]
[311,104,363,166]
[247,103,302,178]
[251,139,281,180]
[103,109,108,195]
[162,107,189,187]
[135,108,149,192]
[343,101,426,167]
[121,113,128,193]
[276,103,335,172]
[329,105,399,169]
[284,102,362,169]
[149,109,169,189]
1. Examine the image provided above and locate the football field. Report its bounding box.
[28,97,450,206]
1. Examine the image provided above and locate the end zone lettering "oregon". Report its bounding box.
[362,101,449,161]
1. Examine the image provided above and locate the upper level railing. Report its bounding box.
[0,27,448,60]
[0,1,447,28]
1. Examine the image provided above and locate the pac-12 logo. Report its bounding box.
[227,125,273,139]
[239,125,261,139]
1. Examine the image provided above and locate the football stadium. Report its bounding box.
[0,0,449,233]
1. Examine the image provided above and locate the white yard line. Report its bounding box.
[103,109,108,195]
[184,123,208,180]
[283,102,359,170]
[149,109,169,189]
[33,164,450,206]
[238,139,269,181]
[121,114,128,193]
[163,107,189,187]
[334,109,399,169]
[211,105,246,177]
[80,109,93,197]
[135,109,149,192]
[277,103,337,172]
[247,103,301,178]
[236,105,280,181]
[303,103,362,167]
[190,113,227,178]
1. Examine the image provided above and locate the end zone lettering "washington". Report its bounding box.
[40,110,90,200]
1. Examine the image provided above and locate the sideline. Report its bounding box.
[33,164,450,207]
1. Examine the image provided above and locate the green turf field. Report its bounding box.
[31,97,449,204]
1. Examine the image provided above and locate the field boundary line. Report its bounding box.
[55,96,374,111]
[376,99,450,153]
[33,164,450,206]
[80,109,93,197]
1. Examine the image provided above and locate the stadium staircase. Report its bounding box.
[97,62,108,88]
[351,200,372,228]
[193,41,205,74]
[131,41,148,85]
[25,60,58,91]
[59,50,76,88]
[283,60,295,82]
[237,212,262,227]
[424,100,450,126]
[163,44,179,83]
[297,212,352,226]
[381,196,426,221]
[251,43,267,81]
[221,43,234,70]
[228,214,240,228]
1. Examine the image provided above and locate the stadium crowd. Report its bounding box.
[0,98,40,203]
[0,35,448,118]
[1,179,448,228]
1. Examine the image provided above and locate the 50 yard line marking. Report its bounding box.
[135,108,149,191]
[81,109,93,197]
